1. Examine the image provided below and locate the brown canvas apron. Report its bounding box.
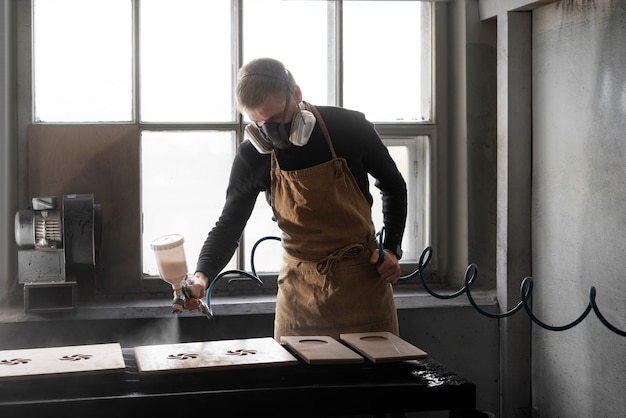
[271,105,399,340]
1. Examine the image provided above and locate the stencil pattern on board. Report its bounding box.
[61,354,93,361]
[0,343,125,380]
[167,353,198,360]
[134,337,297,374]
[1,358,32,366]
[226,349,257,356]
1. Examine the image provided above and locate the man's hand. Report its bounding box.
[182,272,209,311]
[370,249,401,284]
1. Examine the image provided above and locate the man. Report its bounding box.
[184,57,407,340]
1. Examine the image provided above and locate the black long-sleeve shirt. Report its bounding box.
[196,105,407,282]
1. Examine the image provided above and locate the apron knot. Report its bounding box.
[316,244,365,276]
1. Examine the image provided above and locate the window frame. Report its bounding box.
[15,0,442,297]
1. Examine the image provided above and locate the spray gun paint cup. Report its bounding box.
[151,234,188,313]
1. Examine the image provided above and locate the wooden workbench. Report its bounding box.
[0,346,482,417]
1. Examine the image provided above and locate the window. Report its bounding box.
[33,0,132,122]
[25,0,434,293]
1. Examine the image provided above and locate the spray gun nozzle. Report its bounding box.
[172,297,185,314]
[197,299,214,319]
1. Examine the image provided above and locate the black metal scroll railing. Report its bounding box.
[206,235,625,337]
[400,245,626,337]
[203,236,279,317]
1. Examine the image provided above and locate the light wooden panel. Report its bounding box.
[0,343,125,380]
[134,337,298,374]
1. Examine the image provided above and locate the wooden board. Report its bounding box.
[340,332,428,363]
[0,343,125,381]
[281,335,364,365]
[134,337,298,374]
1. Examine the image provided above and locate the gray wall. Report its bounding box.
[531,2,626,417]
[1,0,17,306]
[479,0,626,415]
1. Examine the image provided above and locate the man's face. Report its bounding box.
[245,92,300,149]
[246,93,297,129]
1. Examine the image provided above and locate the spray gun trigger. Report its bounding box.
[180,278,192,300]
[180,278,213,319]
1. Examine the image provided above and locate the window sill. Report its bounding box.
[0,288,497,324]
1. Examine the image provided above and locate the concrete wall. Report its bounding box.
[0,0,17,306]
[531,1,626,417]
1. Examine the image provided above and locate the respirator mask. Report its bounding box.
[245,99,316,153]
[241,69,316,154]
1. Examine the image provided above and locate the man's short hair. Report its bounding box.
[236,58,295,112]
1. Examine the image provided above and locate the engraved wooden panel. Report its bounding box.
[134,337,298,374]
[281,335,364,365]
[0,343,125,380]
[340,332,428,363]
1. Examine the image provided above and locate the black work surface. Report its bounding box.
[0,347,477,417]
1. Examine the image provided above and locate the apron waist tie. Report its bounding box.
[316,244,365,290]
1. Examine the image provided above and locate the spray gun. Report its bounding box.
[180,277,212,318]
[150,234,211,318]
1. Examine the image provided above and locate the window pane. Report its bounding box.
[242,0,331,107]
[243,196,282,274]
[141,131,236,276]
[140,0,234,122]
[241,0,334,272]
[33,0,132,122]
[343,1,431,122]
[369,137,430,262]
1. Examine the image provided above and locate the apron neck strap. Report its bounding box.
[305,102,337,159]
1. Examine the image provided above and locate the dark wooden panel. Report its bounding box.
[340,331,428,363]
[281,335,364,365]
[27,125,152,294]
